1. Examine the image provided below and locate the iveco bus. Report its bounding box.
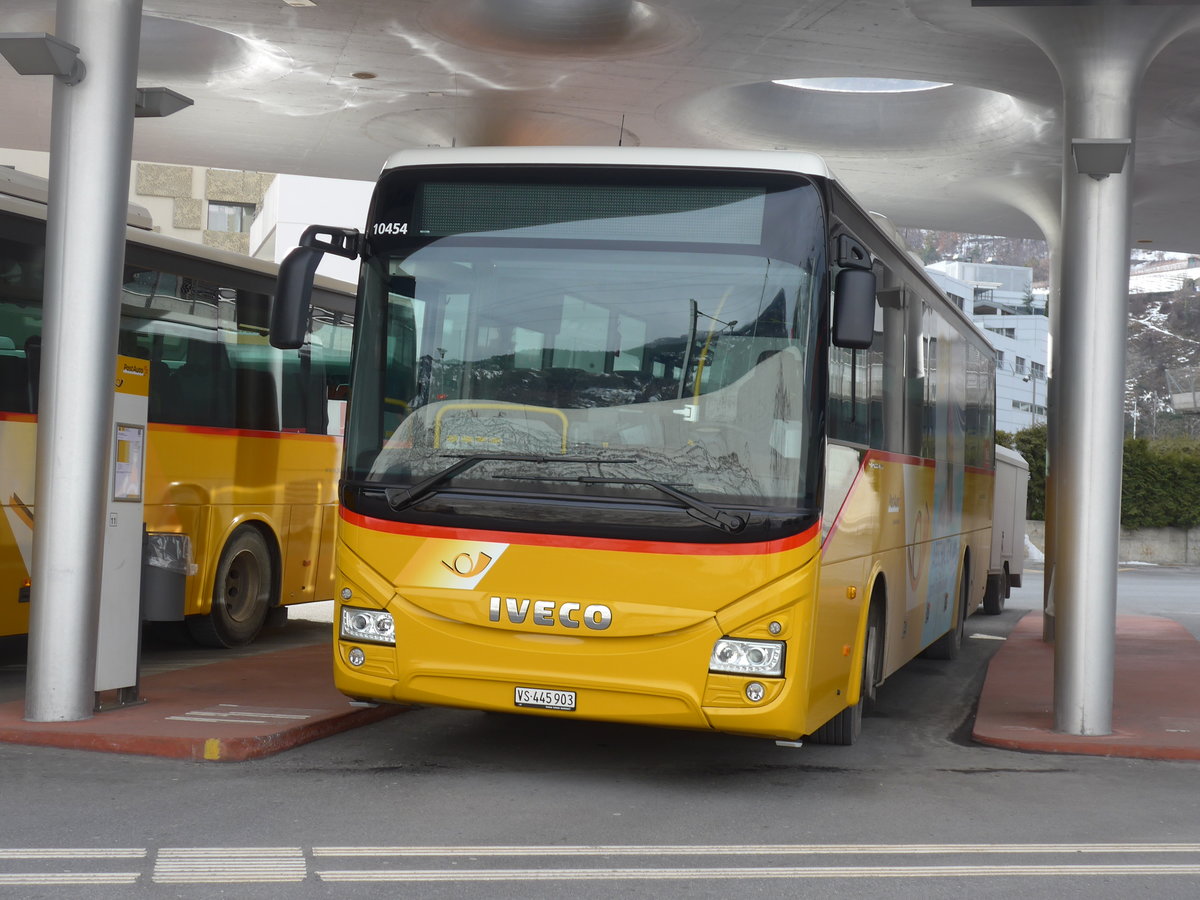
[272,147,995,743]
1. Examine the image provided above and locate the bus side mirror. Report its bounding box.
[832,267,877,350]
[270,225,362,350]
[272,246,321,349]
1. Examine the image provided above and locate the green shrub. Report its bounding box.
[1011,424,1047,520]
[1008,426,1200,528]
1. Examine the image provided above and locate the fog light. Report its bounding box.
[348,647,365,667]
[746,682,765,702]
[709,638,784,676]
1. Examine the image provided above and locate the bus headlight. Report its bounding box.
[709,638,784,677]
[341,607,395,645]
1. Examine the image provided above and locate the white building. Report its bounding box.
[925,261,1049,435]
[250,174,373,284]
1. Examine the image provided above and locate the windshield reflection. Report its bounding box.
[348,244,821,509]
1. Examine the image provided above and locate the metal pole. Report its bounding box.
[1054,142,1131,735]
[1043,247,1059,642]
[25,0,143,722]
[977,3,1200,735]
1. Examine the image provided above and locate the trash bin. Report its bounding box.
[140,532,192,622]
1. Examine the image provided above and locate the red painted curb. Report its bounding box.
[974,612,1200,760]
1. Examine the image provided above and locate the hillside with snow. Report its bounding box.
[1127,288,1200,439]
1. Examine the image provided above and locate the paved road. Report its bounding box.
[1,570,1199,897]
[1009,563,1200,639]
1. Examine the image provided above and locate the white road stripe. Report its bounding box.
[6,843,1200,887]
[0,849,145,859]
[313,842,1200,857]
[212,706,315,720]
[164,705,319,725]
[0,873,140,885]
[153,848,307,884]
[316,863,1200,882]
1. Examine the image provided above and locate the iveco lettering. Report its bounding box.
[489,597,612,630]
[273,146,999,746]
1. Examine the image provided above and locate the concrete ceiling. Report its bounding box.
[4,1,1200,250]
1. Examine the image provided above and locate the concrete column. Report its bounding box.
[25,0,143,721]
[980,3,1200,735]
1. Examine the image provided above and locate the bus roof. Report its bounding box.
[0,167,154,230]
[0,185,354,304]
[380,146,834,179]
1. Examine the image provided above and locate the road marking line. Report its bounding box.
[0,849,145,859]
[153,847,307,884]
[165,705,320,725]
[315,863,1200,882]
[312,843,1200,857]
[0,873,140,885]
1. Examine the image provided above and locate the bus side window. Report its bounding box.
[0,341,28,413]
[0,234,44,413]
[828,344,869,445]
[310,306,353,436]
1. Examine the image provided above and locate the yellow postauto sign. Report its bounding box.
[114,355,150,397]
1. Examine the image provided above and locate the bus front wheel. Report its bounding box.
[188,526,277,648]
[810,601,882,746]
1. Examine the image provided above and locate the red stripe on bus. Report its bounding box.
[863,448,936,468]
[340,508,820,556]
[823,448,996,545]
[866,448,995,475]
[0,412,36,423]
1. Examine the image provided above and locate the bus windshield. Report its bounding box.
[344,170,827,536]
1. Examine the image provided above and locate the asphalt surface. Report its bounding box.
[0,569,1198,898]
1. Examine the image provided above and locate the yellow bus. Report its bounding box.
[272,147,996,744]
[0,171,354,647]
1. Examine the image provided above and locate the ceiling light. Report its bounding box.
[773,77,952,94]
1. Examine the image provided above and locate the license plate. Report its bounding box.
[514,686,576,711]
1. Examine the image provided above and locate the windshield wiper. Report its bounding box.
[383,453,634,511]
[575,476,746,534]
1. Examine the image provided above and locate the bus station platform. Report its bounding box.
[0,608,403,762]
[0,608,1198,763]
[973,611,1200,761]
[0,641,401,762]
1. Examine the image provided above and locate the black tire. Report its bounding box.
[811,602,882,746]
[923,559,968,660]
[982,573,1005,615]
[187,527,276,648]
